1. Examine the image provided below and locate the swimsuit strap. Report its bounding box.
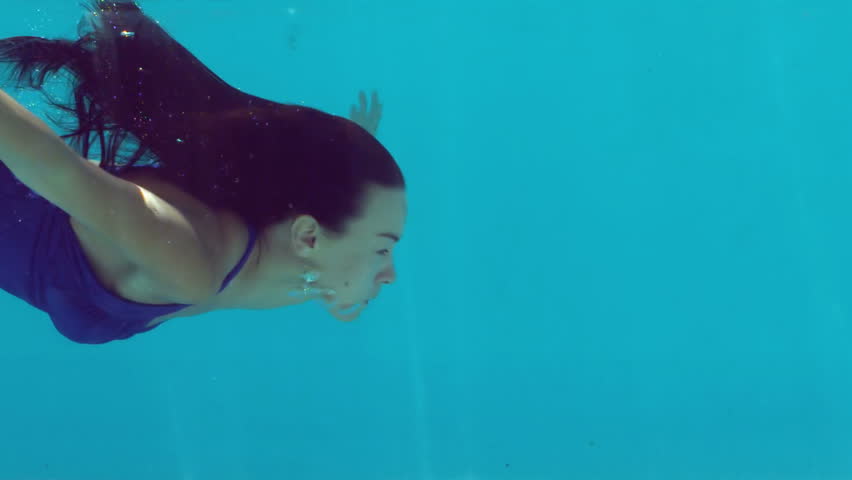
[217,224,257,293]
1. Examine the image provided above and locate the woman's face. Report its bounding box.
[289,185,407,321]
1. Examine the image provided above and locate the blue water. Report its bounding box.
[1,0,851,478]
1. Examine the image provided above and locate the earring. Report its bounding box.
[288,271,334,298]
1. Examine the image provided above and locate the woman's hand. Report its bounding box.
[349,90,383,136]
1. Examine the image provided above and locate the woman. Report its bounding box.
[0,0,407,344]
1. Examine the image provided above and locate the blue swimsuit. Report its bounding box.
[0,162,256,344]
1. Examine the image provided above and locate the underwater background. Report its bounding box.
[0,1,851,479]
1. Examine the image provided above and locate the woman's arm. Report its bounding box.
[0,89,218,302]
[349,90,383,136]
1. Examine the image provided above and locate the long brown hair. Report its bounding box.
[0,0,405,237]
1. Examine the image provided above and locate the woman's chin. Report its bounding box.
[327,302,367,322]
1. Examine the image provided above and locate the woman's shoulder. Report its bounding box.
[71,167,230,304]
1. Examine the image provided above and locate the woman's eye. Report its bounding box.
[377,249,391,256]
